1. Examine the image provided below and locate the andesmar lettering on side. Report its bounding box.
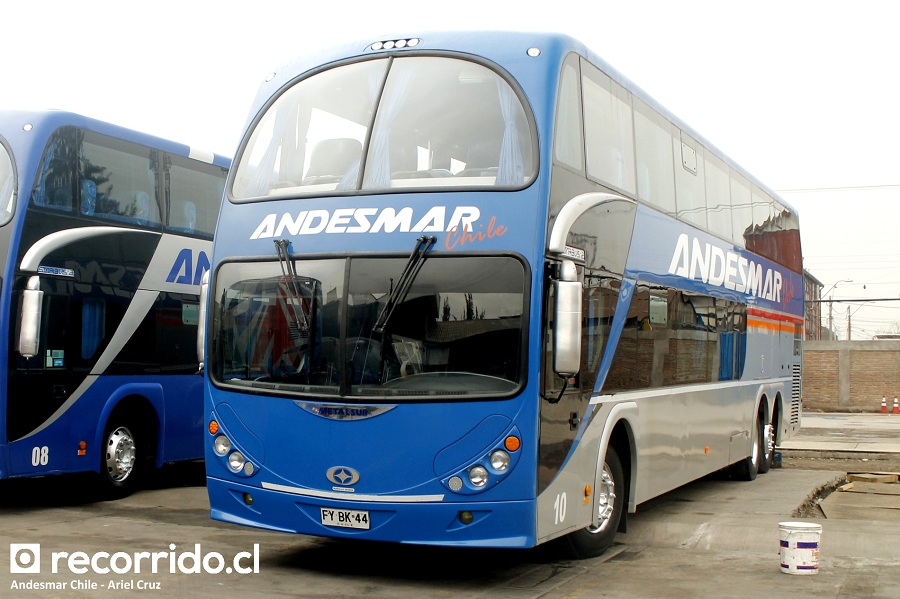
[668,233,783,302]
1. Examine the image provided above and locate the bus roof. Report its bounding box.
[0,109,231,168]
[244,30,794,217]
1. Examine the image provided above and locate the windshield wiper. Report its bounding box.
[373,235,436,334]
[274,239,311,335]
[273,239,317,376]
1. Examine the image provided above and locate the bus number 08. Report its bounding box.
[31,446,49,467]
[553,492,567,524]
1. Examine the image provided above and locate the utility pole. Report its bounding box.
[829,300,834,339]
[824,279,853,340]
[846,305,851,340]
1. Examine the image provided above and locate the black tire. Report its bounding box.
[563,446,625,559]
[758,419,774,474]
[99,420,143,498]
[732,415,761,481]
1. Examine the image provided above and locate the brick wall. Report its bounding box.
[802,340,900,412]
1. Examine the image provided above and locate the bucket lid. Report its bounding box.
[778,521,822,531]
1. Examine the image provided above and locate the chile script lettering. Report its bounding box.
[445,216,508,250]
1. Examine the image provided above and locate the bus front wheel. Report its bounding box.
[99,420,143,498]
[562,446,625,559]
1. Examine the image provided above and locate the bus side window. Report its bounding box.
[169,200,197,234]
[80,180,96,216]
[131,191,157,225]
[0,142,15,225]
[81,298,105,359]
[48,187,73,211]
[166,156,225,238]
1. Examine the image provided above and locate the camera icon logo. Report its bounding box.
[10,543,41,574]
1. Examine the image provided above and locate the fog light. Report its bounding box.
[448,476,463,491]
[458,511,474,525]
[490,450,510,471]
[243,461,255,476]
[469,465,488,487]
[213,435,231,456]
[228,451,246,472]
[243,492,253,506]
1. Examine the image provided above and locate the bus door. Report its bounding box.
[537,188,636,539]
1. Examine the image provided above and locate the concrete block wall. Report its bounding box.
[801,340,900,412]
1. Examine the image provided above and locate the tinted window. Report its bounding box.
[212,256,526,398]
[30,127,225,236]
[0,140,14,226]
[166,153,226,238]
[603,283,747,393]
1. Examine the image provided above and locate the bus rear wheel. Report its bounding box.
[99,420,143,498]
[562,446,624,559]
[758,421,775,474]
[732,415,761,481]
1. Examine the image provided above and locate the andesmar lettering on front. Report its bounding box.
[250,205,480,239]
[668,233,783,302]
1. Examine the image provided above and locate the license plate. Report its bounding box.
[320,507,370,530]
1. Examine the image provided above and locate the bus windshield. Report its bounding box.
[211,255,526,398]
[231,56,535,200]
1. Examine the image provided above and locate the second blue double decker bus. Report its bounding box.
[1,110,229,496]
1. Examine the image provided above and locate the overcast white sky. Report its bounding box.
[3,0,899,337]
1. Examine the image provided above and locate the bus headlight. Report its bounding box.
[214,435,232,456]
[490,450,510,471]
[468,465,488,487]
[441,427,522,495]
[228,451,246,473]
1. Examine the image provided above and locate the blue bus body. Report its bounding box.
[203,32,802,554]
[0,110,229,494]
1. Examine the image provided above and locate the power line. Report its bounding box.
[777,183,900,193]
[808,297,900,303]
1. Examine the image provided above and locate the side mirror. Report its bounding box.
[197,270,209,372]
[553,260,581,377]
[18,276,43,358]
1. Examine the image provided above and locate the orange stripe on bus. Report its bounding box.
[748,317,803,334]
[747,307,803,325]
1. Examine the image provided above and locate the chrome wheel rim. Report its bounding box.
[587,461,616,534]
[763,423,774,460]
[750,420,760,468]
[105,426,136,483]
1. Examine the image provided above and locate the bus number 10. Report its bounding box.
[553,492,567,524]
[31,446,49,467]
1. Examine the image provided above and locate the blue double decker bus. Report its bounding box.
[0,110,229,496]
[202,32,803,556]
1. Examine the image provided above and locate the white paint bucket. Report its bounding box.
[778,521,822,575]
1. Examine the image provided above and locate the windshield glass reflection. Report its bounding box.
[213,255,526,399]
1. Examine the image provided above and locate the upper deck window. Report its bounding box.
[0,140,14,226]
[231,56,536,200]
[29,127,225,238]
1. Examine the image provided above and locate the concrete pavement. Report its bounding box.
[779,412,900,456]
[540,412,900,598]
[1,411,898,598]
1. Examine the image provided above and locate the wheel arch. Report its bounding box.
[597,402,638,521]
[95,384,164,472]
[756,391,771,423]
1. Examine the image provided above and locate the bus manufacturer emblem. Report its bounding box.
[294,402,396,420]
[326,466,360,486]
